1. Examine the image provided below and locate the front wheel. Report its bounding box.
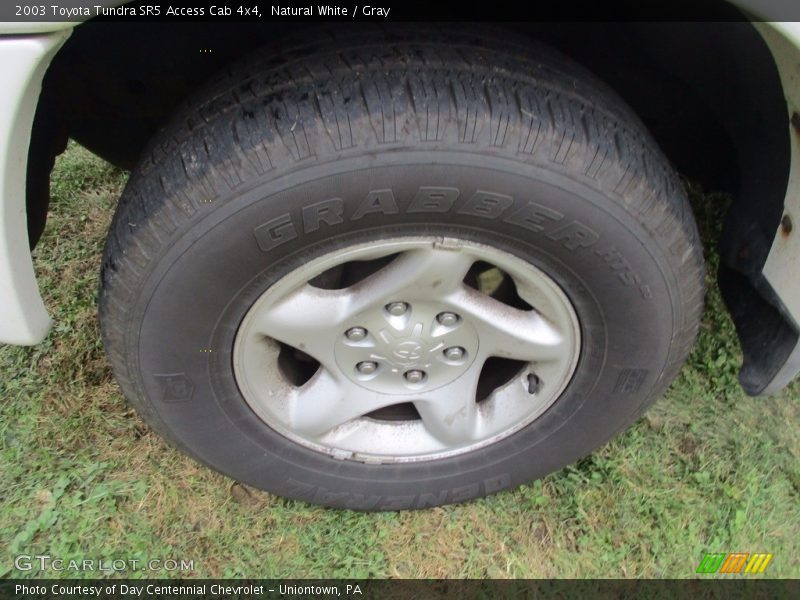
[99,30,704,510]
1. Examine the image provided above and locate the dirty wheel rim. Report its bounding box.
[233,236,581,463]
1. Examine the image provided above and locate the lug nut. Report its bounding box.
[357,361,378,375]
[444,346,466,361]
[404,369,426,384]
[386,301,409,316]
[346,327,367,341]
[436,312,459,326]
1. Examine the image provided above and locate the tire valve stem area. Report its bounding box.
[527,373,542,395]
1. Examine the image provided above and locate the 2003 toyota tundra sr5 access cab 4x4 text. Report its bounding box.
[1,1,798,509]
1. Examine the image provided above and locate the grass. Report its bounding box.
[1,142,798,579]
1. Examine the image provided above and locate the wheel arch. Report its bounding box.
[24,18,798,393]
[27,19,789,237]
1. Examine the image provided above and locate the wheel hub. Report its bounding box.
[334,301,479,394]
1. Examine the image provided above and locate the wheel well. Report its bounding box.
[25,16,794,394]
[27,19,789,274]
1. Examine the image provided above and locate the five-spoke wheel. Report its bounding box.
[234,237,580,461]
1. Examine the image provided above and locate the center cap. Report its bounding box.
[391,340,428,365]
[334,301,479,394]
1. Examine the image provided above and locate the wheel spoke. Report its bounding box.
[250,284,351,358]
[287,369,394,437]
[449,287,570,363]
[413,364,482,446]
[347,244,475,307]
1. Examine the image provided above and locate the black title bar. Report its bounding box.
[4,0,800,23]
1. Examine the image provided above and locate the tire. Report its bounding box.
[99,28,704,510]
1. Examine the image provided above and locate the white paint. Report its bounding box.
[0,32,69,344]
[755,22,800,328]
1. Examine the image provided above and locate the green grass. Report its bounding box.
[1,143,798,579]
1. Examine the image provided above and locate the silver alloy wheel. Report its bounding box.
[233,237,581,463]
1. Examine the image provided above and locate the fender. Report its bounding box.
[0,31,68,344]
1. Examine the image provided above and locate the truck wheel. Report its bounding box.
[99,31,704,510]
